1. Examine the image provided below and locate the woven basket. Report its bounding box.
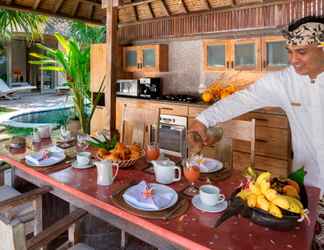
[97,151,143,169]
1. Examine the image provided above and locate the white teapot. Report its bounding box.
[151,159,181,184]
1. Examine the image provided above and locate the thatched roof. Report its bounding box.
[0,0,105,24]
[0,0,281,25]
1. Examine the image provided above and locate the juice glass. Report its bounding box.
[144,143,160,161]
[183,158,200,195]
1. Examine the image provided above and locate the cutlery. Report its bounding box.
[162,199,187,220]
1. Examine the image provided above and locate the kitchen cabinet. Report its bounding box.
[204,35,288,72]
[123,44,168,72]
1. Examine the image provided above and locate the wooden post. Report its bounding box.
[106,0,119,133]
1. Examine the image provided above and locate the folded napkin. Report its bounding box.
[25,146,65,166]
[123,181,175,210]
[191,156,223,173]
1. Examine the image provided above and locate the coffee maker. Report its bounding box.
[138,77,161,99]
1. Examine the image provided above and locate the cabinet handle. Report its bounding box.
[226,61,229,69]
[137,63,140,69]
[231,61,234,68]
[256,138,267,143]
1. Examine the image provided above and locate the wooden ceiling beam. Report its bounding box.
[79,0,101,7]
[118,0,156,9]
[133,6,139,22]
[148,2,155,18]
[33,0,41,10]
[205,0,211,9]
[53,0,64,13]
[0,3,102,24]
[71,0,80,17]
[5,0,13,5]
[181,0,189,13]
[161,0,171,16]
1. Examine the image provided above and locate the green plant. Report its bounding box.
[0,10,48,42]
[87,134,118,151]
[5,126,33,136]
[29,33,105,134]
[69,21,106,47]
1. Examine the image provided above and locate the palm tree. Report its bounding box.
[0,9,48,41]
[69,21,106,47]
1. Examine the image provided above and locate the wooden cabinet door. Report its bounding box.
[203,40,230,71]
[261,36,289,71]
[231,38,261,71]
[90,44,107,92]
[123,46,139,72]
[141,45,157,72]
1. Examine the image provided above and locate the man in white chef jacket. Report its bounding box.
[190,16,324,193]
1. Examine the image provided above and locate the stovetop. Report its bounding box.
[161,94,200,103]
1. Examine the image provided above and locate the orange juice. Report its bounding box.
[183,165,200,183]
[145,144,160,161]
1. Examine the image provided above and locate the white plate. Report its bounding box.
[123,183,178,212]
[72,160,94,169]
[192,194,227,213]
[25,152,65,167]
[192,158,223,173]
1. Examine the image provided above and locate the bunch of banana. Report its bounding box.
[236,171,308,220]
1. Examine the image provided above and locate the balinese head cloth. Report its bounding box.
[283,22,324,46]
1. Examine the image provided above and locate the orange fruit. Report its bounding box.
[97,148,109,159]
[201,91,214,103]
[283,185,299,198]
[287,179,300,193]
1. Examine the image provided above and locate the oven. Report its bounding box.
[157,115,187,158]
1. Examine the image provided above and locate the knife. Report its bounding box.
[162,199,187,220]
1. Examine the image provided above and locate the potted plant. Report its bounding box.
[29,33,105,134]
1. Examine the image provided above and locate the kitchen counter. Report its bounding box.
[116,96,286,116]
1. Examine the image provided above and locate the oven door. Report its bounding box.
[158,123,186,157]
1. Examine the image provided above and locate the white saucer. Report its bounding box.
[192,194,228,213]
[72,160,94,169]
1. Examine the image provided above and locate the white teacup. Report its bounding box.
[76,151,91,166]
[152,159,181,184]
[199,184,225,206]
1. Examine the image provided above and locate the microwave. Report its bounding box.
[139,77,161,99]
[116,79,139,97]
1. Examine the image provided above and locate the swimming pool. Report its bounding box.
[2,106,75,129]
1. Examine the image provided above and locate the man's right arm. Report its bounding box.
[196,71,286,128]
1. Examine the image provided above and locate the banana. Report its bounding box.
[246,193,257,208]
[268,202,283,218]
[260,180,271,195]
[271,194,290,210]
[285,196,304,214]
[256,194,269,212]
[236,189,251,201]
[249,183,262,195]
[264,188,278,202]
[255,172,271,187]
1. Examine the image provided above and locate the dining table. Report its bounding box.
[0,141,320,250]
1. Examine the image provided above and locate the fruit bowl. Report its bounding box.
[230,185,308,231]
[96,149,144,168]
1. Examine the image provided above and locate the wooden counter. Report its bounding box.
[112,97,292,177]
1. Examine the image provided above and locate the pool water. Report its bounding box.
[10,107,74,126]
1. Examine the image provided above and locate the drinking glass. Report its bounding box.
[144,143,160,162]
[77,134,89,151]
[182,157,200,196]
[60,125,71,142]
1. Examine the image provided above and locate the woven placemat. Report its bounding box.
[111,188,189,220]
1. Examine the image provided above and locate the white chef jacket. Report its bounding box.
[197,66,324,193]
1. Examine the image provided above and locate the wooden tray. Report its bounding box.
[111,188,189,220]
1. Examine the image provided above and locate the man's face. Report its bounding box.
[287,44,324,78]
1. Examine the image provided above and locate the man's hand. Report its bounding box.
[188,119,208,146]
